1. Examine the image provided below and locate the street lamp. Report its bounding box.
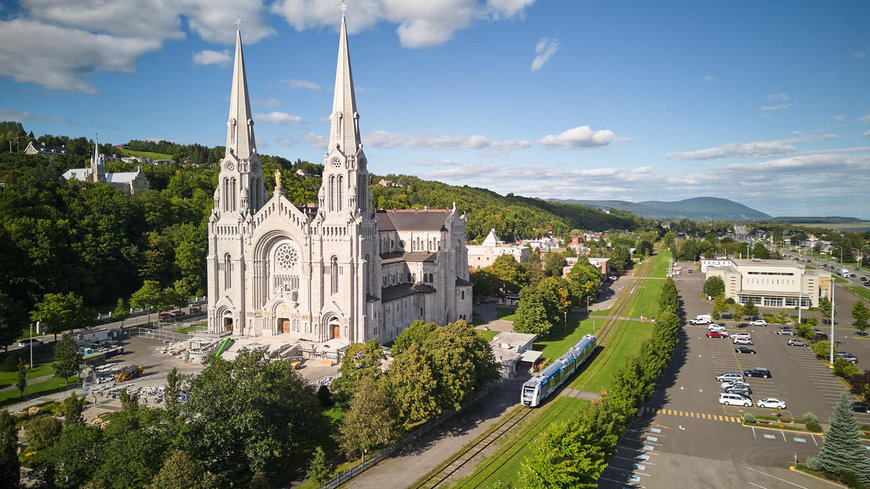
[797,268,803,326]
[829,280,835,365]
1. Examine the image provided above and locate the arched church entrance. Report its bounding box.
[329,318,341,339]
[279,318,291,334]
[223,315,234,333]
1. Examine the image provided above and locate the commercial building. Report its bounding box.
[467,229,529,268]
[705,259,832,309]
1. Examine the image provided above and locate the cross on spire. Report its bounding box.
[235,15,243,32]
[339,1,347,16]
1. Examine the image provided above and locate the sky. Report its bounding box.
[1,0,869,219]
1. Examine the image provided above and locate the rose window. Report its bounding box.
[274,244,299,271]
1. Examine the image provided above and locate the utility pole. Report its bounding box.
[829,282,835,365]
[797,268,802,326]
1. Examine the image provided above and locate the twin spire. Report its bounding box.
[226,8,361,160]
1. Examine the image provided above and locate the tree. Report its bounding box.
[62,392,86,427]
[25,416,63,451]
[469,268,499,298]
[145,449,218,489]
[30,292,93,341]
[53,333,82,384]
[816,393,870,482]
[391,321,437,356]
[834,358,860,379]
[752,242,771,259]
[732,304,744,321]
[249,471,271,489]
[491,254,528,293]
[703,276,725,298]
[36,423,103,489]
[112,298,130,327]
[119,387,140,412]
[849,370,870,400]
[712,293,728,320]
[544,252,567,278]
[638,240,653,256]
[743,299,758,319]
[0,409,19,489]
[423,320,499,411]
[566,258,602,305]
[524,251,546,287]
[307,446,330,485]
[853,301,869,334]
[130,280,165,323]
[164,367,187,414]
[609,245,631,274]
[513,296,552,337]
[331,340,386,405]
[387,343,441,425]
[811,340,838,360]
[16,358,26,399]
[184,350,323,476]
[340,376,398,460]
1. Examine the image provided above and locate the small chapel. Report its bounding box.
[206,13,472,346]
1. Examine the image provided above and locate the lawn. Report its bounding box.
[177,323,207,335]
[451,396,585,488]
[477,330,500,341]
[533,314,596,361]
[569,321,654,393]
[0,363,55,386]
[120,148,174,160]
[849,285,870,302]
[0,376,79,408]
[496,307,516,322]
[649,248,672,277]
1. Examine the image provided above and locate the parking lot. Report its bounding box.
[599,268,868,489]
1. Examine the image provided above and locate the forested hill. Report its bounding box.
[369,175,650,242]
[552,196,770,221]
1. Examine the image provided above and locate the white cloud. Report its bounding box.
[271,0,538,48]
[851,51,866,59]
[667,133,839,160]
[531,38,558,72]
[859,114,870,123]
[767,92,790,101]
[364,130,531,151]
[277,137,296,147]
[864,130,870,137]
[281,79,321,90]
[0,108,67,123]
[834,115,847,121]
[252,98,281,107]
[255,111,303,124]
[703,74,718,81]
[0,0,273,93]
[537,125,620,150]
[304,132,329,149]
[760,103,794,112]
[193,49,231,67]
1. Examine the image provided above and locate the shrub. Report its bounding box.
[803,412,818,423]
[743,413,756,423]
[806,421,822,433]
[0,353,22,372]
[840,469,862,489]
[835,358,861,378]
[807,456,821,471]
[25,415,62,450]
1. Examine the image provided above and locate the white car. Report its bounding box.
[18,338,43,348]
[690,318,711,325]
[608,275,617,281]
[719,392,752,407]
[749,319,767,327]
[756,398,786,409]
[720,380,751,391]
[733,337,753,345]
[716,372,745,382]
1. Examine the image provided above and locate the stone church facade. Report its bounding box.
[206,17,472,346]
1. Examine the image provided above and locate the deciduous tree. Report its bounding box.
[62,392,86,427]
[30,292,93,341]
[145,449,218,489]
[853,301,869,334]
[16,358,26,398]
[331,340,386,405]
[53,332,82,384]
[0,409,19,489]
[387,343,440,425]
[703,276,725,298]
[339,376,399,460]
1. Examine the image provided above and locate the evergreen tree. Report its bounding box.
[0,409,19,489]
[53,333,82,384]
[307,446,331,485]
[16,358,26,398]
[817,393,870,482]
[743,299,759,318]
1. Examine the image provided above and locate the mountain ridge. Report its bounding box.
[550,197,771,221]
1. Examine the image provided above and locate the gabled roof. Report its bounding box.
[382,282,436,303]
[62,168,92,181]
[482,228,499,246]
[105,171,142,184]
[377,209,449,232]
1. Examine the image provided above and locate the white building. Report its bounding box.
[705,259,832,309]
[467,229,529,268]
[62,141,149,195]
[700,257,732,273]
[489,332,541,378]
[206,18,472,348]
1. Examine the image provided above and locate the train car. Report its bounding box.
[521,334,597,407]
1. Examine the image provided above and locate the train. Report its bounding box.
[521,334,597,407]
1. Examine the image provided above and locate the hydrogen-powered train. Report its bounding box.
[521,334,597,407]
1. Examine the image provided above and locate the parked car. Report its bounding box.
[733,337,753,345]
[721,380,751,391]
[735,346,757,354]
[18,338,42,348]
[813,330,828,341]
[749,319,767,327]
[706,331,728,338]
[756,398,787,409]
[851,402,870,414]
[707,324,727,333]
[690,318,711,325]
[719,392,751,407]
[189,306,202,314]
[836,352,858,364]
[728,386,752,397]
[716,372,745,382]
[744,368,772,379]
[608,275,617,281]
[861,277,867,282]
[776,328,795,336]
[787,338,808,347]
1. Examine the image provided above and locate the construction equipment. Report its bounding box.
[114,365,143,382]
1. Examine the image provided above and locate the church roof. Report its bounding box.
[381,252,438,264]
[328,14,361,155]
[482,228,499,246]
[382,282,436,303]
[105,171,141,184]
[377,209,449,232]
[63,168,92,181]
[456,277,473,287]
[225,28,256,160]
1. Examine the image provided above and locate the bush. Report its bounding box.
[743,413,756,423]
[806,421,822,433]
[25,415,62,450]
[807,456,821,471]
[840,469,863,489]
[835,358,861,378]
[803,412,818,423]
[0,353,22,372]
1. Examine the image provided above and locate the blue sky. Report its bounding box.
[1,0,869,219]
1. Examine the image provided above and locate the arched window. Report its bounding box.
[223,178,229,211]
[337,175,344,211]
[231,178,237,211]
[224,254,232,289]
[328,176,335,211]
[331,256,339,294]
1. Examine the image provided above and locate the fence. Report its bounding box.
[318,383,495,489]
[135,327,187,343]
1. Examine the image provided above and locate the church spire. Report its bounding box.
[226,26,256,160]
[329,11,361,155]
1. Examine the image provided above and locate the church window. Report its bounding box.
[461,291,465,300]
[274,243,299,271]
[331,257,339,294]
[338,175,344,211]
[328,176,335,211]
[231,178,237,211]
[224,254,232,289]
[223,178,229,211]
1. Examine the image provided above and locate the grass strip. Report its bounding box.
[0,376,79,408]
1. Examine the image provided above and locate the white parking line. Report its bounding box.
[748,483,769,489]
[746,466,809,488]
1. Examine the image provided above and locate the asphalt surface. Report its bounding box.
[598,267,869,489]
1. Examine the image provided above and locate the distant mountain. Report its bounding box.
[771,216,862,224]
[550,197,771,221]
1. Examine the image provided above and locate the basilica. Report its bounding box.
[206,15,472,346]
